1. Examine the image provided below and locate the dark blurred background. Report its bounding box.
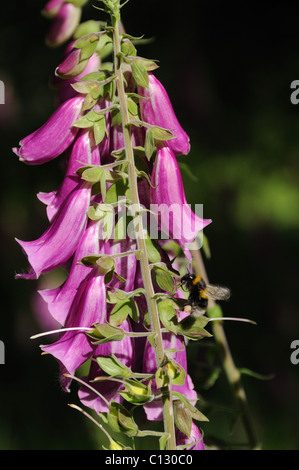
[1,0,299,449]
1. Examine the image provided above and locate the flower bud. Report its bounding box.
[56,47,87,79]
[42,0,65,18]
[110,440,123,450]
[46,3,81,48]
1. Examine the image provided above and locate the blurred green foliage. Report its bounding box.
[1,0,299,449]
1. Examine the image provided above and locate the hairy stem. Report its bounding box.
[111,12,176,449]
[190,248,260,449]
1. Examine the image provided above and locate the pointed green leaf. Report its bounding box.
[104,269,114,284]
[127,96,139,117]
[109,299,132,326]
[79,255,100,266]
[129,298,140,323]
[144,232,161,263]
[74,20,100,39]
[96,254,115,274]
[120,379,153,405]
[87,324,125,345]
[144,128,155,160]
[159,434,169,451]
[157,299,178,334]
[177,315,212,341]
[134,56,159,71]
[71,80,99,94]
[174,401,192,438]
[173,391,209,422]
[154,267,175,294]
[113,402,139,437]
[121,38,137,57]
[151,125,174,141]
[73,32,99,61]
[81,166,103,183]
[93,116,107,145]
[96,354,131,377]
[72,115,94,129]
[105,178,130,204]
[131,59,149,87]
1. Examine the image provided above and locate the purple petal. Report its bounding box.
[53,51,101,104]
[56,47,82,78]
[46,3,81,48]
[105,238,137,293]
[37,129,100,222]
[138,73,190,156]
[41,271,107,392]
[15,182,91,279]
[143,332,197,422]
[31,290,61,333]
[150,146,211,251]
[110,123,145,151]
[176,422,205,450]
[42,0,65,18]
[78,319,135,413]
[13,95,84,165]
[38,219,102,325]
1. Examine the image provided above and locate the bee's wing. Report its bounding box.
[205,284,231,301]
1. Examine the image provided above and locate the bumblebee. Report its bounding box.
[180,273,231,315]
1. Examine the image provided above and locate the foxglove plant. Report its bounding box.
[14,0,259,451]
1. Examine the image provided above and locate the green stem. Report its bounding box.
[190,248,260,449]
[111,12,176,450]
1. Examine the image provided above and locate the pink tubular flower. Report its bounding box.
[176,422,205,450]
[52,47,101,104]
[110,122,145,151]
[14,7,213,447]
[41,268,107,392]
[138,73,190,156]
[15,182,91,279]
[42,0,65,18]
[38,220,102,325]
[142,332,197,422]
[150,145,212,251]
[105,237,137,293]
[78,319,135,413]
[37,128,101,222]
[13,95,84,165]
[46,3,81,48]
[56,47,83,78]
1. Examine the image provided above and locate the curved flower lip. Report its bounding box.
[41,272,107,392]
[138,73,190,156]
[13,95,84,165]
[78,319,135,413]
[15,182,91,280]
[38,219,101,325]
[46,3,81,48]
[37,128,100,222]
[150,146,212,251]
